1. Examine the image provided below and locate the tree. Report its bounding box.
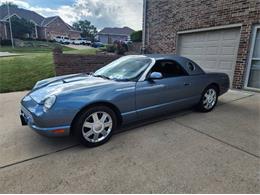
[73,20,97,41]
[130,30,142,42]
[0,2,18,8]
[11,16,35,38]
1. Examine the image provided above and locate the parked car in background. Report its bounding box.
[53,36,70,44]
[72,38,92,45]
[20,55,229,147]
[73,38,82,45]
[85,40,92,46]
[91,41,104,48]
[70,39,76,44]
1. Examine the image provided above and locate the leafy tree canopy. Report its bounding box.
[73,20,97,40]
[0,2,18,8]
[131,30,142,42]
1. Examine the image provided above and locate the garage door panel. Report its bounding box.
[205,46,218,55]
[223,30,239,40]
[207,31,221,41]
[178,27,240,83]
[219,61,234,70]
[221,46,236,55]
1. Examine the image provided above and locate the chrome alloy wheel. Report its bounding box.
[203,88,217,110]
[82,111,113,143]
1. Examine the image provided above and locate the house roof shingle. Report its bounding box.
[98,27,134,36]
[0,7,77,31]
[0,7,44,25]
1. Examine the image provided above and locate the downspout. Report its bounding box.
[142,0,147,54]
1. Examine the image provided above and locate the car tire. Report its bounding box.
[197,85,218,112]
[74,106,117,147]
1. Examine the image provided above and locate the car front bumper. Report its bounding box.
[20,106,70,137]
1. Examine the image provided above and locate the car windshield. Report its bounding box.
[94,56,152,81]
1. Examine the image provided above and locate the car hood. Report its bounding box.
[29,73,114,103]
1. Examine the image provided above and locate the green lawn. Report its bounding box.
[0,43,99,93]
[0,53,54,93]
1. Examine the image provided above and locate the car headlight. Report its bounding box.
[43,95,56,112]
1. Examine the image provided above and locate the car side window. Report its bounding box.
[150,60,188,78]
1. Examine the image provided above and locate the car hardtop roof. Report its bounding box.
[143,54,188,61]
[133,54,205,75]
[126,54,188,61]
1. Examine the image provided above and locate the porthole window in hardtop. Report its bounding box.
[188,62,196,71]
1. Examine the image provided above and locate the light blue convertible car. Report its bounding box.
[20,55,229,147]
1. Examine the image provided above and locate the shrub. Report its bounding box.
[106,44,115,53]
[0,39,12,46]
[114,40,128,55]
[130,30,142,42]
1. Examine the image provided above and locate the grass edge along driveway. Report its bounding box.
[0,46,98,93]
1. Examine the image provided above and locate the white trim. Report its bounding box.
[177,23,242,35]
[43,16,58,27]
[244,24,260,89]
[3,13,21,20]
[40,18,45,26]
[139,57,156,81]
[29,19,38,26]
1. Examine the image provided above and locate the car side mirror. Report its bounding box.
[148,72,163,80]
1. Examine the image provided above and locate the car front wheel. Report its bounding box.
[74,106,117,147]
[198,86,218,112]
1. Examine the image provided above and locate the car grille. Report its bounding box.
[21,105,34,123]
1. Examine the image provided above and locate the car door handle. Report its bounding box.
[184,83,191,86]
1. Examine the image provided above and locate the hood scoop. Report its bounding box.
[63,76,89,83]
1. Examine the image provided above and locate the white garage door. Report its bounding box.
[178,28,241,82]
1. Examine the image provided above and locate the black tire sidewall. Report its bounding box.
[198,86,218,112]
[74,106,117,147]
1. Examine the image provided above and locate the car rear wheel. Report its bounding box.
[74,106,117,147]
[198,86,218,112]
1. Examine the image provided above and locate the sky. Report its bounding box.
[0,0,143,30]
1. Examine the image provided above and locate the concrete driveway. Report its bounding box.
[0,90,259,193]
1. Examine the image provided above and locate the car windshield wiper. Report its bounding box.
[93,74,111,80]
[114,78,132,82]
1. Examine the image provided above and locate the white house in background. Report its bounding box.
[97,26,134,44]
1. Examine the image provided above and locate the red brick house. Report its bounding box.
[143,0,260,90]
[0,6,81,40]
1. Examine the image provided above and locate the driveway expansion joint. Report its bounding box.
[173,120,260,159]
[0,144,79,169]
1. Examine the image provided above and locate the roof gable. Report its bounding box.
[41,16,58,26]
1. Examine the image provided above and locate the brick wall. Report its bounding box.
[53,48,121,76]
[144,0,260,88]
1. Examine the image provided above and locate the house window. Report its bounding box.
[247,26,260,89]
